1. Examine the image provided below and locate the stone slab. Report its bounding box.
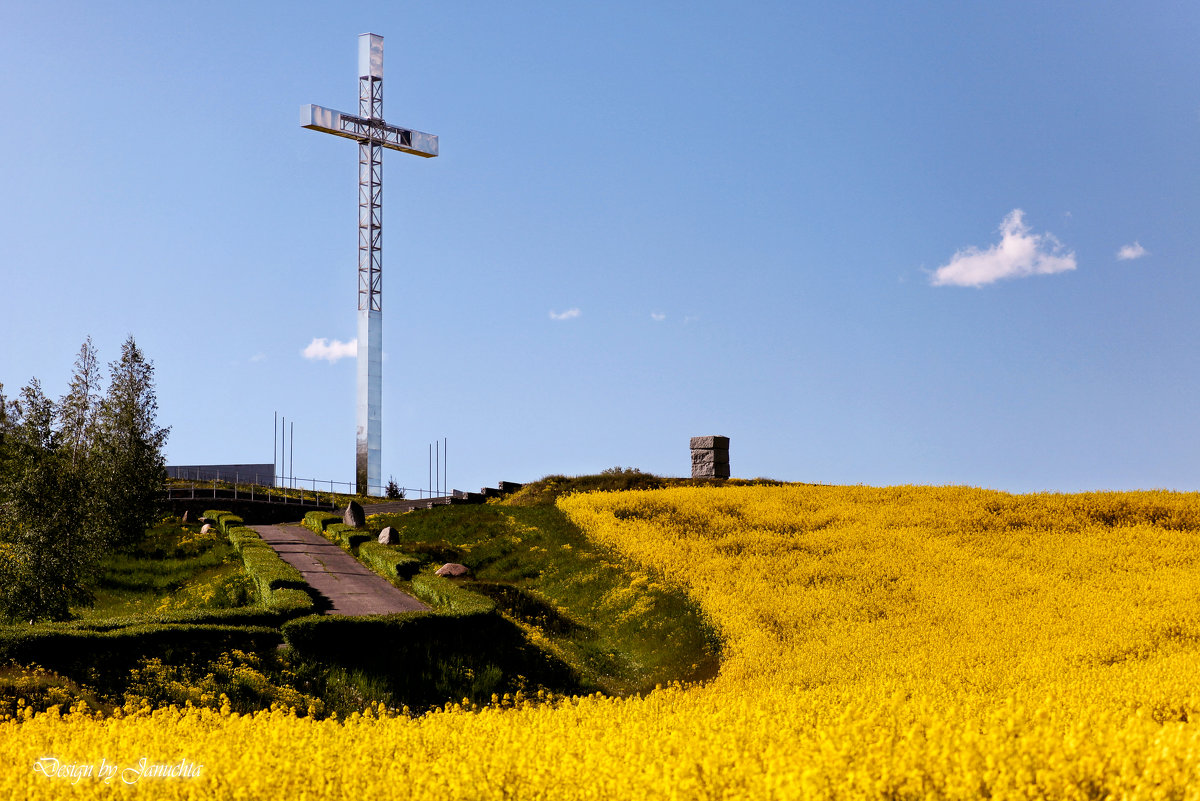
[690,436,730,451]
[691,449,730,465]
[692,463,731,480]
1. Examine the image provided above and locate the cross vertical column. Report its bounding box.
[303,32,437,498]
[356,33,384,496]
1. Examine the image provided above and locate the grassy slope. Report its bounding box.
[71,521,255,619]
[365,498,720,695]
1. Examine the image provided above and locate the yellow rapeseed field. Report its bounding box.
[5,484,1200,799]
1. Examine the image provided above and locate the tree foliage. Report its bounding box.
[0,336,169,621]
[92,336,170,548]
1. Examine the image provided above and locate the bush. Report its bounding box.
[227,526,267,554]
[303,511,340,533]
[0,623,281,692]
[267,588,314,614]
[410,567,496,615]
[241,548,305,599]
[324,523,372,551]
[358,541,421,580]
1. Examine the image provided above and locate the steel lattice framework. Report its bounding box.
[302,33,438,495]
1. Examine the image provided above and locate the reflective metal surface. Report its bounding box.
[301,34,439,495]
[358,33,384,79]
[301,105,438,158]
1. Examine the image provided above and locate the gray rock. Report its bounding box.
[689,435,730,451]
[434,563,469,578]
[200,523,212,534]
[344,500,366,528]
[377,526,399,545]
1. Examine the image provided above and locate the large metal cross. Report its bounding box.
[302,33,438,495]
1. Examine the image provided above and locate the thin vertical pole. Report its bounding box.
[444,437,447,495]
[281,416,286,488]
[428,443,432,499]
[435,441,439,497]
[273,411,277,488]
[290,421,294,490]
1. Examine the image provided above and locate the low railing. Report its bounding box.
[164,469,439,499]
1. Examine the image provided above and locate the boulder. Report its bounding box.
[434,563,469,578]
[200,523,212,534]
[377,526,399,545]
[344,500,366,528]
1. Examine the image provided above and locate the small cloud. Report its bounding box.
[549,308,581,321]
[302,337,356,363]
[931,209,1076,288]
[1116,242,1148,261]
[650,312,666,322]
[683,315,699,325]
[249,352,267,363]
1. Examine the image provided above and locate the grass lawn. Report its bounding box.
[71,520,255,620]
[364,501,720,695]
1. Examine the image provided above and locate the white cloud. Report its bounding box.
[549,308,581,321]
[1116,242,1147,261]
[302,337,356,363]
[249,352,267,363]
[650,312,666,321]
[931,210,1076,288]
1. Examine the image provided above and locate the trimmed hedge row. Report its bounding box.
[358,541,422,580]
[279,610,580,709]
[45,608,292,631]
[205,514,314,616]
[0,623,282,691]
[301,509,494,614]
[410,567,496,615]
[303,511,341,532]
[203,510,244,535]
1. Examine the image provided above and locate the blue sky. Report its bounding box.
[1,1,1198,495]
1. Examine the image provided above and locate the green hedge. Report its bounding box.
[202,511,244,535]
[279,610,578,709]
[267,588,314,614]
[241,547,305,596]
[227,526,267,554]
[0,623,281,690]
[303,511,341,533]
[410,567,496,615]
[46,608,292,630]
[207,514,312,613]
[358,541,422,580]
[322,522,372,551]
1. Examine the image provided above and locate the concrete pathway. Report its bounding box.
[252,524,428,615]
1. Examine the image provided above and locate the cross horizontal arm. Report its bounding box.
[301,104,438,158]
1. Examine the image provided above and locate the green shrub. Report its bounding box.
[324,523,371,551]
[241,548,305,599]
[227,526,267,554]
[303,511,340,533]
[410,567,496,615]
[267,588,314,614]
[0,623,282,691]
[358,541,421,580]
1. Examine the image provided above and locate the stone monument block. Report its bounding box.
[690,435,730,480]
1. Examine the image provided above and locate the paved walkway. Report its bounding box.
[252,524,428,615]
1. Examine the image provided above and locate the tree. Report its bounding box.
[0,380,102,621]
[58,336,102,469]
[92,336,170,548]
[385,477,405,500]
